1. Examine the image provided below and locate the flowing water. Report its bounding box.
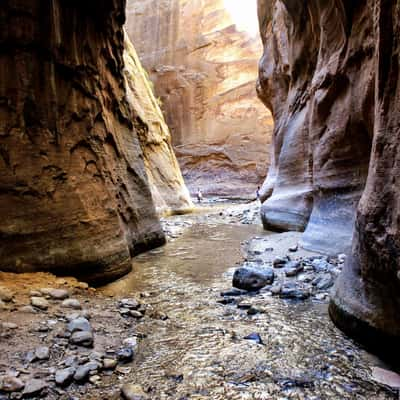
[102,205,397,400]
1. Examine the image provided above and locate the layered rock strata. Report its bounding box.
[126,0,273,198]
[123,33,193,215]
[257,0,400,358]
[257,0,374,254]
[0,0,184,283]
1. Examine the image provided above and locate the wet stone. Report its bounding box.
[232,266,274,291]
[243,333,264,345]
[273,256,290,268]
[117,348,134,363]
[35,346,50,361]
[285,261,304,277]
[313,273,335,290]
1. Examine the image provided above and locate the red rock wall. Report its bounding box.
[0,0,165,284]
[126,0,273,198]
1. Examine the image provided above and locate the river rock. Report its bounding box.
[2,322,17,330]
[285,261,304,277]
[30,297,49,310]
[55,367,76,387]
[22,379,47,397]
[0,287,14,302]
[35,346,50,361]
[67,317,92,334]
[244,333,264,345]
[0,376,24,392]
[118,299,140,310]
[117,348,134,363]
[313,273,335,291]
[62,299,82,310]
[40,288,69,300]
[70,331,94,347]
[232,267,275,291]
[273,257,289,268]
[103,359,118,370]
[121,383,148,400]
[73,361,101,382]
[280,285,310,301]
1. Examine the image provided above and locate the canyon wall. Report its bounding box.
[257,0,374,254]
[123,33,193,215]
[258,0,400,357]
[126,0,273,198]
[0,0,189,284]
[330,0,400,361]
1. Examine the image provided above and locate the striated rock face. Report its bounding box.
[330,0,400,361]
[126,0,273,198]
[0,0,171,284]
[123,33,193,216]
[257,0,374,254]
[258,0,400,358]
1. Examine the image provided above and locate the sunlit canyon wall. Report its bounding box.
[126,0,274,198]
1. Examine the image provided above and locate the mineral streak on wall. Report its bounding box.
[126,0,274,198]
[0,0,170,284]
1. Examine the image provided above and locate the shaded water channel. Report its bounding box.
[102,205,396,400]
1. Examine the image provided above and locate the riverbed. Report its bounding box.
[101,203,397,400]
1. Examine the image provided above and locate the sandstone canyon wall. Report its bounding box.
[126,0,273,198]
[123,33,193,215]
[257,0,400,357]
[330,0,400,361]
[257,0,374,255]
[0,0,190,284]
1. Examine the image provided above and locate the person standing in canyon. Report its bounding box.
[197,188,203,203]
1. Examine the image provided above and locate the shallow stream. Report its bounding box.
[102,205,396,400]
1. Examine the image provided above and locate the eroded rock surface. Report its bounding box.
[330,0,400,362]
[126,0,273,198]
[123,32,193,215]
[257,0,400,358]
[0,0,168,283]
[257,0,374,253]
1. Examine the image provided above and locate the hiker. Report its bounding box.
[256,186,260,202]
[197,188,203,203]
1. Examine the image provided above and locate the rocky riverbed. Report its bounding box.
[0,202,399,399]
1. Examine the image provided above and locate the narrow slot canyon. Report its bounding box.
[0,1,399,399]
